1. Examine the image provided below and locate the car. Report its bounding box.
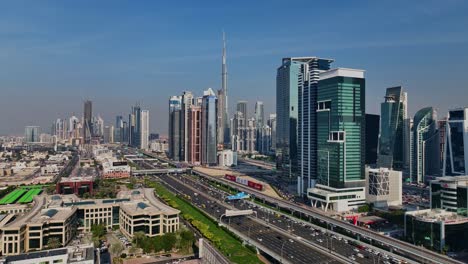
[257,238,263,242]
[288,239,294,243]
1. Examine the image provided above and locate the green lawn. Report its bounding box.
[147,180,261,264]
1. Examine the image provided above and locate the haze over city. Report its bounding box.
[1,0,467,135]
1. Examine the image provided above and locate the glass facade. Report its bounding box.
[378,87,407,170]
[201,89,218,166]
[444,109,467,175]
[316,75,365,188]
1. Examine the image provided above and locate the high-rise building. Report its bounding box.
[236,101,248,122]
[129,105,142,148]
[93,115,104,138]
[277,57,333,193]
[181,91,194,161]
[268,114,277,151]
[307,68,366,212]
[187,105,202,165]
[201,88,218,166]
[443,108,468,176]
[115,115,124,143]
[411,107,440,183]
[25,126,40,143]
[169,96,182,161]
[83,100,93,143]
[246,118,256,153]
[378,87,408,171]
[365,114,380,165]
[140,110,149,150]
[54,118,67,141]
[221,32,230,146]
[122,121,129,143]
[255,101,265,152]
[69,115,80,139]
[231,111,246,152]
[103,125,114,143]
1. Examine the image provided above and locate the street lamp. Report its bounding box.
[280,240,287,263]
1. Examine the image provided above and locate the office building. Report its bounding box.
[140,110,149,150]
[307,68,366,212]
[83,100,92,143]
[129,105,142,148]
[245,118,256,153]
[365,114,380,165]
[24,126,40,143]
[103,125,114,143]
[237,101,248,122]
[268,114,277,151]
[168,96,182,161]
[201,88,218,166]
[54,118,67,141]
[411,107,440,183]
[220,32,230,146]
[276,57,333,191]
[114,115,124,143]
[187,105,202,165]
[378,87,408,170]
[56,176,95,196]
[255,101,265,152]
[218,149,238,167]
[92,116,104,138]
[231,111,246,153]
[443,108,468,176]
[430,176,468,213]
[68,115,80,139]
[365,167,402,208]
[181,91,194,161]
[2,244,95,264]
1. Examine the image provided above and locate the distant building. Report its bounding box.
[103,125,114,143]
[168,96,182,161]
[365,167,402,208]
[187,105,202,165]
[378,87,408,171]
[201,88,218,166]
[218,150,238,167]
[56,176,95,196]
[129,105,142,148]
[443,108,468,176]
[140,110,149,150]
[24,126,40,143]
[365,114,380,165]
[181,91,194,161]
[102,160,131,179]
[149,133,159,140]
[114,115,124,143]
[83,100,93,143]
[268,114,277,151]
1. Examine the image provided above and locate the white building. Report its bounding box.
[307,185,366,212]
[140,110,150,150]
[365,167,402,208]
[218,150,238,167]
[1,243,95,264]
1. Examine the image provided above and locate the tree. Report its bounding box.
[133,231,146,246]
[91,224,107,238]
[358,204,370,213]
[179,230,195,250]
[47,237,61,249]
[110,242,124,256]
[161,233,177,252]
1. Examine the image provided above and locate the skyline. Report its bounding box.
[1,0,468,135]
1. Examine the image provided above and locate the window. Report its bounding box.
[328,131,345,142]
[317,100,331,111]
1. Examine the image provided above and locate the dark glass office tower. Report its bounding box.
[378,87,407,170]
[443,108,468,176]
[366,114,380,165]
[83,100,93,143]
[201,88,218,166]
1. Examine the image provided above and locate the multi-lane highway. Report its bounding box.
[193,170,462,264]
[155,174,345,264]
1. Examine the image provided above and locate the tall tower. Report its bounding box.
[221,32,230,146]
[83,100,93,144]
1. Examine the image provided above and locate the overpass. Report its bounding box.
[193,170,462,264]
[132,168,189,176]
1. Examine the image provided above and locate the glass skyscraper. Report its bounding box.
[411,107,439,183]
[168,96,182,161]
[443,108,468,176]
[201,88,218,166]
[378,86,407,171]
[25,126,40,143]
[276,57,333,193]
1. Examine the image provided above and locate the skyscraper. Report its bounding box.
[201,88,218,166]
[168,96,182,161]
[366,114,380,165]
[221,32,230,146]
[411,107,440,183]
[182,91,194,161]
[378,87,408,170]
[276,57,333,194]
[187,105,202,165]
[236,101,248,122]
[103,125,114,143]
[255,101,265,152]
[83,100,93,143]
[129,105,142,148]
[231,111,246,152]
[443,108,468,176]
[115,115,124,143]
[140,110,149,150]
[307,68,366,212]
[25,126,40,143]
[268,114,277,151]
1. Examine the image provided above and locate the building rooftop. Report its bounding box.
[320,68,365,80]
[432,175,468,186]
[407,209,468,224]
[59,175,95,183]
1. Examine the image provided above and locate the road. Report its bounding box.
[155,174,344,264]
[193,170,462,264]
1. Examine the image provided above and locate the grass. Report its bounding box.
[147,180,261,264]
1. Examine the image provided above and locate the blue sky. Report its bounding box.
[1,0,467,135]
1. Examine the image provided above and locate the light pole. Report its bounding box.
[280,240,287,263]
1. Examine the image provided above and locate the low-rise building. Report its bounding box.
[1,243,95,264]
[430,176,468,213]
[307,185,366,212]
[365,167,402,208]
[217,150,237,167]
[56,176,95,196]
[102,160,131,179]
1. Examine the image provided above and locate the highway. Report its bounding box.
[155,174,345,264]
[193,170,462,264]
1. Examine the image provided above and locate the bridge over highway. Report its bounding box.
[132,168,189,176]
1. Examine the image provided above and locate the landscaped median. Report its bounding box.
[145,179,262,264]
